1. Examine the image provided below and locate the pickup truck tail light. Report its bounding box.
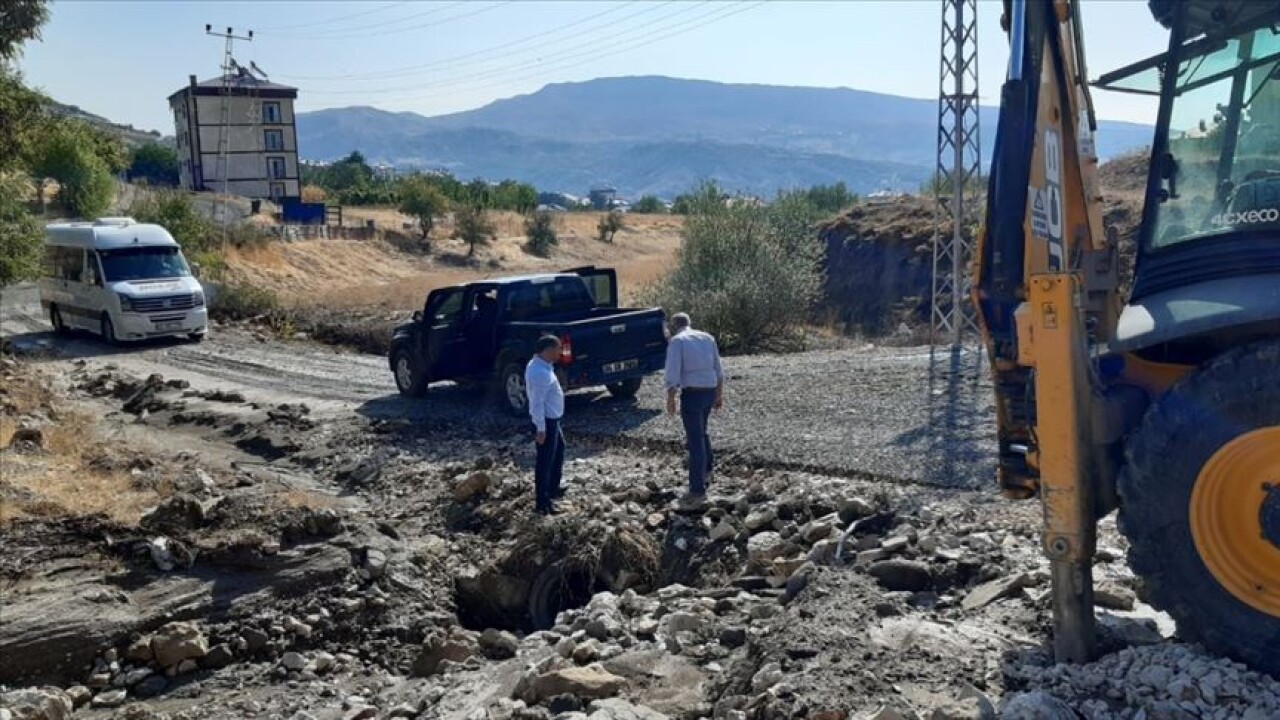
[558,334,574,365]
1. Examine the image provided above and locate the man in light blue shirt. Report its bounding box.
[526,335,566,515]
[664,313,724,499]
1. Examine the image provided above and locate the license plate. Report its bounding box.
[603,358,639,374]
[155,322,183,332]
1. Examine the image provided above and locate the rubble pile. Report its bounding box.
[1004,644,1280,720]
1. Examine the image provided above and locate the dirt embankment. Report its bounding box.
[819,157,1147,339]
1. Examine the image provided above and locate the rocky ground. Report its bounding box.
[3,312,1280,720]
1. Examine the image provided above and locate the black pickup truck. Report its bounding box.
[388,266,668,415]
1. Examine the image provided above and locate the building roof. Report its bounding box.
[169,73,298,101]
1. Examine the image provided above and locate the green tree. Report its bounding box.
[596,210,624,243]
[0,172,43,285]
[128,142,180,186]
[30,119,118,217]
[524,210,558,257]
[454,207,495,256]
[0,69,46,172]
[631,195,666,214]
[0,0,48,61]
[129,190,215,252]
[643,181,823,353]
[398,174,450,241]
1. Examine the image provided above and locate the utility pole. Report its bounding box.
[206,25,253,250]
[929,0,981,351]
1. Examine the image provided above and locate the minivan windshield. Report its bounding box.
[98,246,191,282]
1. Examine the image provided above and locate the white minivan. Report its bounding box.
[39,217,208,344]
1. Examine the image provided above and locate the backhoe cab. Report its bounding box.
[977,0,1280,674]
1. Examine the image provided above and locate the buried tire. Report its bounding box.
[1119,340,1280,676]
[527,560,596,631]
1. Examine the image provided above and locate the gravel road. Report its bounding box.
[1,284,996,488]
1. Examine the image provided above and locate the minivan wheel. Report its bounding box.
[50,305,68,334]
[188,332,206,343]
[100,313,118,345]
[500,363,528,417]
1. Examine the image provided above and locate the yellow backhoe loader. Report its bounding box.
[976,0,1280,673]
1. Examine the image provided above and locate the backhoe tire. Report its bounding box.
[1119,340,1280,677]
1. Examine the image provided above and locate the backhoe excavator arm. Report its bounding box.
[973,0,1119,663]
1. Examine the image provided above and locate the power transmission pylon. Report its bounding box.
[925,0,984,490]
[929,0,981,351]
[206,25,253,250]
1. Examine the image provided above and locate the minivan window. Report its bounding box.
[98,247,190,282]
[43,246,85,282]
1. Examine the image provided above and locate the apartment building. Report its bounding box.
[168,72,301,201]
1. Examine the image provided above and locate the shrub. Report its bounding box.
[300,184,327,203]
[596,210,624,243]
[208,282,280,322]
[643,185,824,354]
[524,210,558,257]
[127,143,179,186]
[129,190,215,252]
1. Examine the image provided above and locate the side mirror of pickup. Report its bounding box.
[412,310,423,323]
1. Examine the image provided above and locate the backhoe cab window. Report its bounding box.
[1153,26,1280,249]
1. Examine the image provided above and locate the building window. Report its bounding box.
[263,102,282,124]
[270,182,286,201]
[267,157,286,179]
[264,129,284,151]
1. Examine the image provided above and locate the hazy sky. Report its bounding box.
[20,1,1170,134]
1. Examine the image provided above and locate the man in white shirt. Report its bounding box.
[663,313,724,499]
[526,335,566,515]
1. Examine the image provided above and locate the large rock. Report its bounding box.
[454,471,492,502]
[529,665,626,703]
[0,688,74,720]
[997,692,1075,720]
[747,532,790,567]
[480,628,520,660]
[587,699,670,720]
[412,627,479,676]
[961,573,1032,611]
[868,559,932,592]
[150,622,209,668]
[140,494,206,533]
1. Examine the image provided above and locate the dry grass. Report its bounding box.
[221,210,684,314]
[0,372,171,526]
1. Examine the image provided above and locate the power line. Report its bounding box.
[414,1,767,103]
[257,2,462,37]
[262,1,507,41]
[274,1,649,82]
[255,1,411,33]
[298,1,717,97]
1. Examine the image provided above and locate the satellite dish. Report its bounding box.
[249,61,269,80]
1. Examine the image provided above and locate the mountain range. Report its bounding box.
[295,75,1153,199]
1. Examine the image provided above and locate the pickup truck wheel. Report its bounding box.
[500,363,529,417]
[606,378,642,400]
[392,348,428,397]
